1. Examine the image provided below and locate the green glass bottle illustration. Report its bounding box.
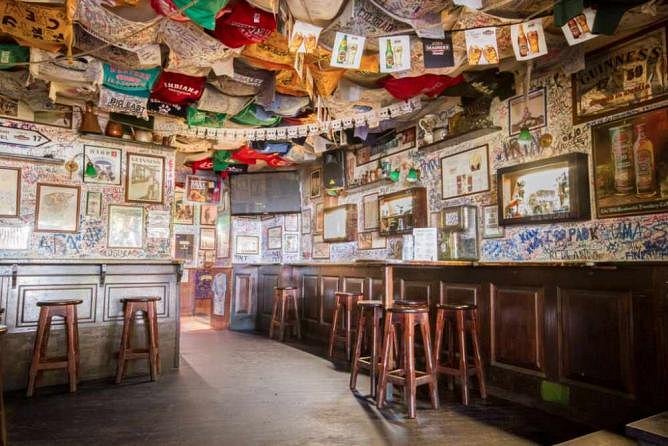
[337,34,348,65]
[385,39,394,69]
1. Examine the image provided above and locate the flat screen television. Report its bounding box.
[230,171,302,215]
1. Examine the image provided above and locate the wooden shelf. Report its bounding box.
[345,177,393,192]
[0,152,64,165]
[418,127,502,154]
[80,133,176,151]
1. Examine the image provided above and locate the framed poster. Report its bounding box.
[147,210,170,239]
[302,208,311,234]
[508,88,547,136]
[267,226,282,250]
[199,227,216,250]
[481,204,504,238]
[591,107,668,218]
[314,202,324,234]
[284,214,299,232]
[358,231,372,250]
[572,22,668,124]
[284,233,299,253]
[323,204,357,242]
[126,153,164,204]
[200,204,217,226]
[356,127,417,165]
[173,189,194,225]
[174,233,195,263]
[34,104,73,129]
[371,231,387,249]
[310,168,321,198]
[83,145,122,185]
[236,235,259,255]
[441,145,490,200]
[85,191,102,217]
[216,213,231,258]
[186,175,218,203]
[35,183,80,233]
[362,193,379,230]
[107,205,144,248]
[312,240,330,259]
[0,167,20,217]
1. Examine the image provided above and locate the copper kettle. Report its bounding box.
[79,102,102,134]
[105,121,124,138]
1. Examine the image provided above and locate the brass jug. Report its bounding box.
[79,102,102,134]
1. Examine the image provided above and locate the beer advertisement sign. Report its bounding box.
[329,32,365,69]
[591,107,668,218]
[510,19,547,61]
[573,23,668,124]
[378,35,411,73]
[464,27,498,65]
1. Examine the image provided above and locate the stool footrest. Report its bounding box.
[36,357,69,370]
[436,365,479,376]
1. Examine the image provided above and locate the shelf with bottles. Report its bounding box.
[378,187,428,236]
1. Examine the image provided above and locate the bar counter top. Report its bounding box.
[233,259,668,268]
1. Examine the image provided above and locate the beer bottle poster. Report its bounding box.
[329,32,366,69]
[561,8,598,46]
[464,27,499,65]
[511,19,548,61]
[422,34,454,68]
[378,35,411,73]
[289,21,323,54]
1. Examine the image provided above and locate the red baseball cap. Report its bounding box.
[213,0,276,49]
[151,71,206,105]
[382,74,464,100]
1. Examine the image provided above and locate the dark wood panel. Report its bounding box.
[259,273,279,316]
[399,279,431,304]
[321,276,340,324]
[491,285,545,373]
[343,277,364,295]
[302,275,319,322]
[371,279,384,300]
[234,274,253,315]
[558,288,634,394]
[440,282,480,306]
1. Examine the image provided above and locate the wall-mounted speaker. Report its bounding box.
[322,149,345,190]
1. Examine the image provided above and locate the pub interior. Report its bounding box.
[0,0,666,444]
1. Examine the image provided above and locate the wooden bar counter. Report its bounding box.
[232,260,668,428]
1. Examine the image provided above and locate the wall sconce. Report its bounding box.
[65,152,97,179]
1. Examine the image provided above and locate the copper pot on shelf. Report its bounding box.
[105,121,124,138]
[79,102,102,134]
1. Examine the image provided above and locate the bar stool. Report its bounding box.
[269,287,301,341]
[0,323,7,446]
[328,292,363,360]
[377,304,439,419]
[349,300,383,397]
[433,303,486,405]
[27,299,82,397]
[115,297,161,384]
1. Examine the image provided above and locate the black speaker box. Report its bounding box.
[322,149,345,190]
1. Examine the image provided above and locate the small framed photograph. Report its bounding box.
[85,191,102,217]
[310,168,321,198]
[441,145,490,200]
[173,188,194,225]
[200,204,217,226]
[0,167,20,218]
[302,208,311,234]
[107,205,144,248]
[175,233,195,263]
[362,193,379,230]
[35,183,80,233]
[284,214,299,232]
[358,231,372,250]
[216,213,231,259]
[199,227,216,250]
[312,240,330,259]
[126,153,165,204]
[481,204,504,238]
[236,235,260,255]
[34,104,73,128]
[284,233,299,253]
[508,87,547,136]
[83,145,122,185]
[372,231,387,249]
[314,202,324,234]
[267,226,282,250]
[186,175,218,203]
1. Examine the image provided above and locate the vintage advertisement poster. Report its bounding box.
[0,167,20,217]
[126,153,165,204]
[186,175,218,204]
[289,21,322,54]
[561,8,597,47]
[441,145,490,199]
[175,233,195,262]
[329,32,365,69]
[107,205,144,248]
[35,183,80,233]
[464,27,498,65]
[83,145,122,185]
[378,35,411,73]
[510,19,547,61]
[147,210,171,239]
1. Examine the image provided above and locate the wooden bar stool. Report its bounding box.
[115,297,161,384]
[377,304,439,419]
[27,299,82,397]
[350,300,383,398]
[269,287,301,342]
[328,292,363,361]
[433,303,486,405]
[0,323,7,446]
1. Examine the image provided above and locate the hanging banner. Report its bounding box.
[289,21,322,54]
[562,8,598,46]
[0,0,74,53]
[74,26,162,70]
[329,32,365,69]
[464,27,499,65]
[422,34,454,68]
[29,49,102,85]
[378,35,411,73]
[76,0,159,47]
[103,64,160,96]
[98,86,149,119]
[511,19,548,61]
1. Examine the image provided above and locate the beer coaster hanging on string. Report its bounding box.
[464,27,499,65]
[329,32,366,69]
[510,19,548,61]
[379,35,411,73]
[289,21,323,54]
[561,8,598,46]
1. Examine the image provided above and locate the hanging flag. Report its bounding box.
[465,27,498,65]
[422,34,454,69]
[151,71,206,105]
[511,19,548,61]
[562,8,598,46]
[103,64,160,97]
[378,36,411,73]
[0,0,75,54]
[453,0,482,8]
[289,21,323,54]
[329,32,366,69]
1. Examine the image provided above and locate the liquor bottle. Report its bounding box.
[337,34,348,65]
[609,124,635,194]
[385,39,394,69]
[517,23,529,57]
[633,122,657,196]
[575,14,590,33]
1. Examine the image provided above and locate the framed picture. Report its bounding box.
[83,145,122,185]
[126,153,164,204]
[33,104,73,129]
[186,175,218,203]
[0,167,20,217]
[284,214,299,232]
[216,213,231,258]
[378,187,428,236]
[323,204,357,242]
[310,168,321,198]
[236,235,260,255]
[174,233,195,263]
[173,189,194,225]
[314,202,324,234]
[85,191,102,217]
[372,231,387,249]
[358,231,372,250]
[481,204,504,238]
[35,183,80,233]
[284,233,299,253]
[355,126,417,165]
[107,205,144,248]
[200,204,217,226]
[362,193,379,230]
[199,227,216,250]
[267,226,282,250]
[591,106,668,218]
[302,208,311,234]
[508,87,547,136]
[572,22,668,124]
[498,152,591,226]
[312,240,330,259]
[441,145,490,200]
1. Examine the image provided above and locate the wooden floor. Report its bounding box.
[6,330,592,445]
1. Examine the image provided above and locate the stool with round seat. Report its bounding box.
[328,292,363,361]
[433,303,486,405]
[27,299,82,397]
[349,300,384,397]
[377,304,439,419]
[269,287,301,342]
[115,297,161,384]
[0,323,7,445]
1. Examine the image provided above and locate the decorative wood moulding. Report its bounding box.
[0,152,64,165]
[418,127,502,154]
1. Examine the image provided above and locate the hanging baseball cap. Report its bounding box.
[381,73,464,100]
[171,0,230,30]
[231,103,281,127]
[213,0,276,48]
[151,71,206,105]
